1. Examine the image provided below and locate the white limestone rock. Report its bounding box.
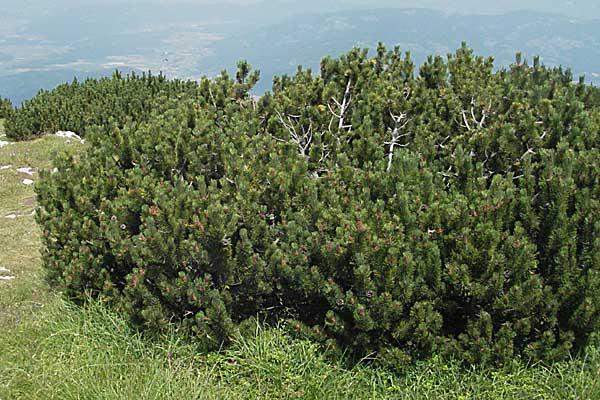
[16,167,34,176]
[56,131,84,143]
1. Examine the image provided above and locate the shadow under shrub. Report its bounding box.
[36,45,600,368]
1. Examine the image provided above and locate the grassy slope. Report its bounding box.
[1,122,600,399]
[0,132,83,318]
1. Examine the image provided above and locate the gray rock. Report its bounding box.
[16,167,34,176]
[55,131,84,143]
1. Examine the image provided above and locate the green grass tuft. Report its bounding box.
[2,298,600,399]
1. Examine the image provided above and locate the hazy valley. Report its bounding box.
[1,2,600,104]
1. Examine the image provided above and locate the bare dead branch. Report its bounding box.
[275,110,313,158]
[436,135,451,149]
[461,110,472,131]
[328,78,354,142]
[483,150,497,166]
[208,86,217,108]
[386,112,411,172]
[461,97,492,131]
[520,145,536,159]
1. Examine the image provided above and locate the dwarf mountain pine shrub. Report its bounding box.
[36,45,600,368]
[0,96,12,119]
[4,71,206,140]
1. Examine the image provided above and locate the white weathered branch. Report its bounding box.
[386,112,411,172]
[460,98,492,131]
[438,166,457,188]
[328,78,354,140]
[208,86,217,108]
[318,136,330,164]
[436,135,451,149]
[482,150,497,166]
[461,109,472,131]
[275,110,313,158]
[520,144,536,159]
[481,150,498,179]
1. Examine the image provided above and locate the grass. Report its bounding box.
[1,124,600,399]
[0,125,84,322]
[3,299,600,399]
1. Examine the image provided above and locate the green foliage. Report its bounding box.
[0,96,12,119]
[3,120,598,399]
[36,44,600,367]
[4,71,202,140]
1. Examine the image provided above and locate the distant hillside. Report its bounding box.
[220,9,600,93]
[1,8,600,104]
